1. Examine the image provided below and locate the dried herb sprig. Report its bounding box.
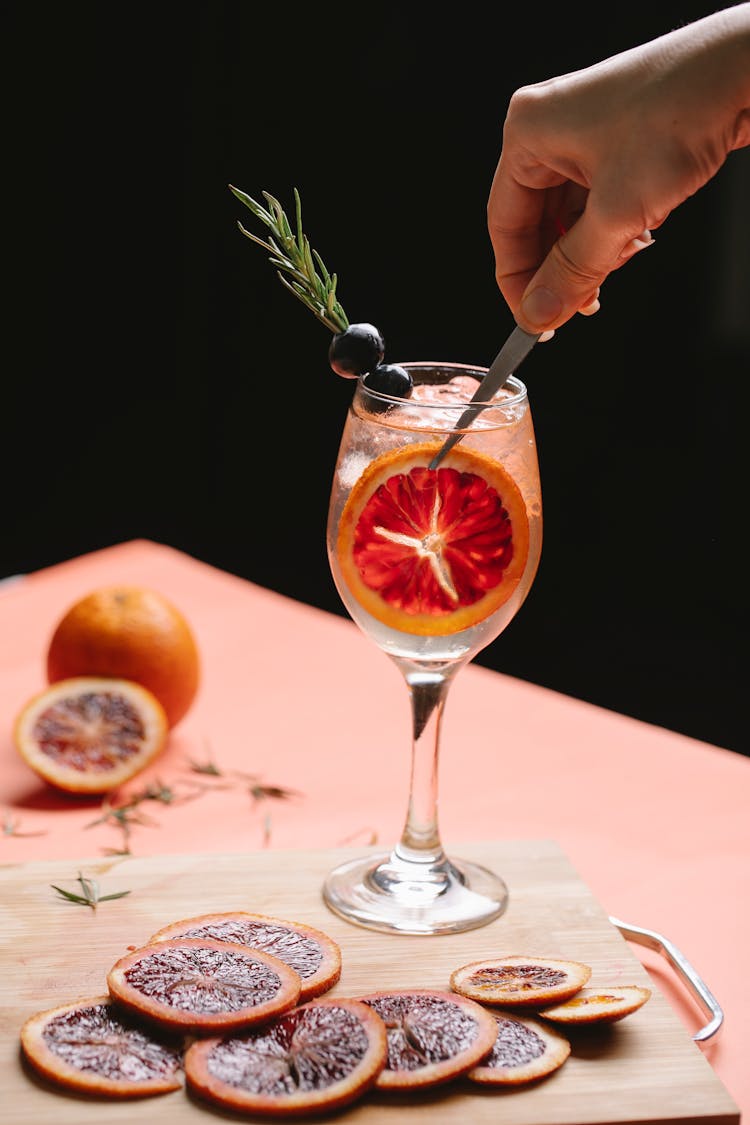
[188,755,223,777]
[3,811,46,838]
[51,871,131,910]
[229,185,349,334]
[249,782,302,805]
[186,757,301,804]
[86,779,218,854]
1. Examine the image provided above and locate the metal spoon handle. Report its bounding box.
[429,326,540,468]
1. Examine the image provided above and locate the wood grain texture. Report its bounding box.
[0,839,739,1124]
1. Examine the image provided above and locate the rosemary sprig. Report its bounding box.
[85,780,216,854]
[3,811,46,838]
[249,782,302,805]
[187,754,223,777]
[51,871,131,910]
[229,185,349,335]
[186,757,301,804]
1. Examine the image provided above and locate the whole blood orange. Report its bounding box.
[46,586,200,728]
[14,676,168,793]
[336,442,529,636]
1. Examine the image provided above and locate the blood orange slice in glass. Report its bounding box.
[450,955,592,1008]
[336,442,530,635]
[358,988,497,1089]
[107,938,301,1034]
[148,912,342,1002]
[466,1010,571,1086]
[13,676,168,793]
[20,996,183,1097]
[184,996,387,1115]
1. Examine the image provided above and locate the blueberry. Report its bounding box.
[328,322,385,378]
[362,364,413,408]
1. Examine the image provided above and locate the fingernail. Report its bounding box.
[521,286,562,328]
[619,231,655,260]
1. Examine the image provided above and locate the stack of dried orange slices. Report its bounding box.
[20,914,652,1115]
[450,954,651,1086]
[20,911,385,1116]
[147,910,342,1002]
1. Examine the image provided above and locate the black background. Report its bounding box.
[6,3,749,756]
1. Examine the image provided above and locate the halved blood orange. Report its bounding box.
[358,988,497,1089]
[107,938,301,1034]
[466,1010,571,1086]
[538,984,652,1025]
[20,995,183,1097]
[337,441,530,635]
[148,912,341,1002]
[450,955,592,1008]
[184,996,387,1116]
[13,676,168,794]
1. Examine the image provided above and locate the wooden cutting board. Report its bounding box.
[0,839,739,1124]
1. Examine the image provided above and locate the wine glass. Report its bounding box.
[323,361,542,935]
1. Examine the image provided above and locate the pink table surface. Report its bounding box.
[1,539,748,1116]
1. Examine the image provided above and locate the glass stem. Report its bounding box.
[392,667,457,868]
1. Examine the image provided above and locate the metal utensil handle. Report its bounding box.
[428,326,540,469]
[609,915,724,1042]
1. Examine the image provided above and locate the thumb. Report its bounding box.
[518,206,644,332]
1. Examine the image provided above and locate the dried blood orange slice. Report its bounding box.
[184,997,387,1116]
[148,912,341,1003]
[337,441,529,636]
[466,1010,571,1086]
[20,995,183,1097]
[539,984,652,1025]
[13,676,168,793]
[107,938,301,1034]
[358,988,497,1089]
[450,955,591,1008]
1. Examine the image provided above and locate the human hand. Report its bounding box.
[488,5,750,335]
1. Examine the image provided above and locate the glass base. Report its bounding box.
[322,849,509,935]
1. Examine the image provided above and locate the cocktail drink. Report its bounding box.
[323,362,542,934]
[228,186,541,935]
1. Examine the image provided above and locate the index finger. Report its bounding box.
[487,155,568,314]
